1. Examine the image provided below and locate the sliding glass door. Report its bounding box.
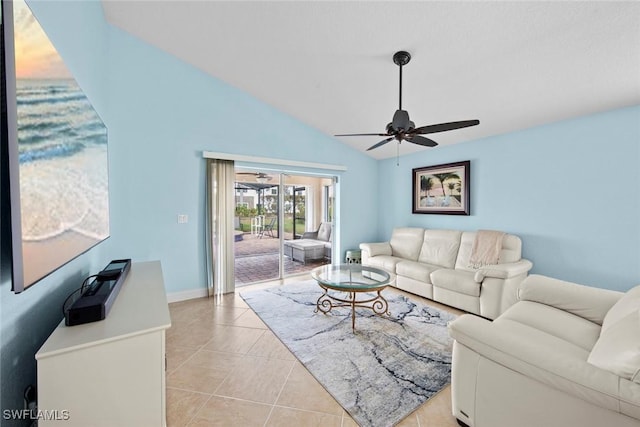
[282,174,334,277]
[234,170,281,285]
[234,169,335,286]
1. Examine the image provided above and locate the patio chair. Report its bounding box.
[250,215,264,235]
[283,222,332,263]
[259,217,276,238]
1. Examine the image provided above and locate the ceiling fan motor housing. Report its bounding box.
[390,110,414,133]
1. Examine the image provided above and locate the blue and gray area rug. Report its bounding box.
[240,280,456,427]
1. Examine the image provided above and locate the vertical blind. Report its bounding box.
[205,159,236,296]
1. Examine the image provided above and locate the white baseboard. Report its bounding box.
[167,288,208,303]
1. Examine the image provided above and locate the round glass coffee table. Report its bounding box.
[311,264,393,331]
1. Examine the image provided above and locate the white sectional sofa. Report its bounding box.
[448,274,640,427]
[359,227,532,319]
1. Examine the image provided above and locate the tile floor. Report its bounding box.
[166,276,463,427]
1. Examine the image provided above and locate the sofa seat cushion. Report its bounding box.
[366,255,404,274]
[395,260,440,284]
[499,301,601,352]
[431,269,480,297]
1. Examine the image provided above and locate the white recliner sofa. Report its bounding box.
[448,274,640,427]
[360,228,532,319]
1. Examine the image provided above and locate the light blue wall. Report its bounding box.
[378,105,640,291]
[100,27,378,293]
[2,2,377,418]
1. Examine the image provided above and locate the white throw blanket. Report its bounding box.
[469,230,505,268]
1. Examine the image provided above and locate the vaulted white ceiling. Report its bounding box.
[102,1,640,160]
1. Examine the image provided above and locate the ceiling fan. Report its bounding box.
[236,172,273,183]
[335,51,480,152]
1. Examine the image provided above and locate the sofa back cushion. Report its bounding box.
[390,227,425,261]
[601,284,640,333]
[520,274,623,326]
[588,309,640,383]
[455,231,522,270]
[418,230,462,268]
[588,284,640,383]
[317,222,332,242]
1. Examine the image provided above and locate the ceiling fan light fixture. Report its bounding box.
[255,176,268,183]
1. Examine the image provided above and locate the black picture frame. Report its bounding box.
[412,161,470,215]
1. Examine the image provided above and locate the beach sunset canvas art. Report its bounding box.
[12,0,109,287]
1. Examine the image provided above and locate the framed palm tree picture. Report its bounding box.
[412,161,470,215]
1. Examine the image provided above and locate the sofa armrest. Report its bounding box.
[359,242,392,257]
[302,231,318,239]
[448,315,632,412]
[473,259,533,282]
[519,274,623,325]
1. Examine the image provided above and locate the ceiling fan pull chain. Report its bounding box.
[396,142,400,166]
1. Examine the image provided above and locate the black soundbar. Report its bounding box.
[65,259,131,326]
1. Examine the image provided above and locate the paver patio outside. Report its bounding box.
[234,233,330,286]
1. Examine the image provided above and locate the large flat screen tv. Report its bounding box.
[1,0,109,293]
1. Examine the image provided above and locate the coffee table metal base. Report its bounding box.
[314,285,390,331]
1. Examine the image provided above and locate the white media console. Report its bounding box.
[36,261,171,426]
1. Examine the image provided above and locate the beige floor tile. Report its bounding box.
[202,324,265,354]
[413,386,459,427]
[231,309,268,329]
[169,295,248,326]
[170,299,216,326]
[189,396,272,426]
[247,330,296,360]
[186,349,245,371]
[166,346,198,374]
[205,305,251,326]
[340,414,359,427]
[212,292,250,308]
[215,355,295,404]
[396,412,420,426]
[167,351,243,394]
[276,363,342,416]
[166,387,210,427]
[167,322,217,350]
[186,419,216,427]
[266,406,342,427]
[182,305,249,325]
